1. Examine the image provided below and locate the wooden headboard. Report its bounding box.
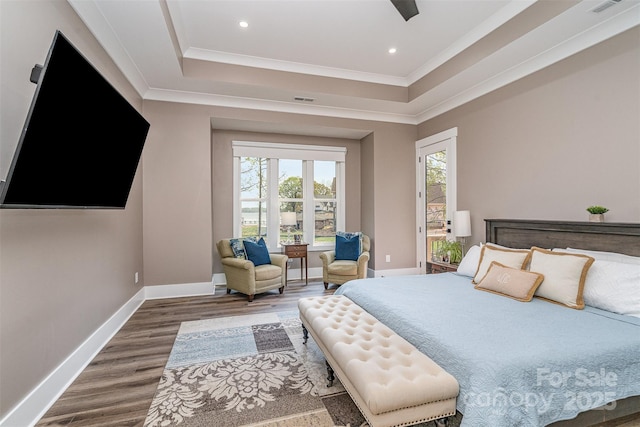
[485,219,640,257]
[485,219,640,425]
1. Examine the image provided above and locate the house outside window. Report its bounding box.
[233,141,346,250]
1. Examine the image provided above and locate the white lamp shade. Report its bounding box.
[281,211,297,226]
[454,210,471,237]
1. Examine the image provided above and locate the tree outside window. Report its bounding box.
[313,161,336,246]
[426,150,447,258]
[233,142,345,249]
[240,157,267,238]
[279,160,303,242]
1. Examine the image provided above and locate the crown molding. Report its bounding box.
[406,0,537,84]
[70,0,640,127]
[144,88,418,124]
[184,48,408,87]
[415,3,640,123]
[68,0,151,98]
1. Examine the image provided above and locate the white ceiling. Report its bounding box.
[174,0,510,81]
[69,0,640,133]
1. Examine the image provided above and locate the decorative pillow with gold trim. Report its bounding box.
[475,261,544,301]
[529,247,595,309]
[472,245,532,284]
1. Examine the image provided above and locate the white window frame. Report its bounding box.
[232,141,346,250]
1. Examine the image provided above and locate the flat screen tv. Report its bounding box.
[0,30,150,209]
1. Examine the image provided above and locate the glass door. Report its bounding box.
[416,128,457,273]
[425,150,448,263]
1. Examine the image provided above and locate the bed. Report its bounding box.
[334,219,640,427]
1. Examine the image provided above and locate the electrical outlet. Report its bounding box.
[385,255,391,263]
[134,272,139,284]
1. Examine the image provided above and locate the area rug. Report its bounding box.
[143,310,462,427]
[143,311,355,426]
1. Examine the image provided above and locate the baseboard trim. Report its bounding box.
[212,272,226,285]
[0,288,146,427]
[213,269,324,286]
[291,266,322,281]
[144,279,215,300]
[370,267,421,277]
[1,279,215,427]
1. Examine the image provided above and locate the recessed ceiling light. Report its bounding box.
[239,21,249,28]
[388,47,397,54]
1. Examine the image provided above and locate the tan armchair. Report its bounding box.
[319,234,370,289]
[216,239,288,302]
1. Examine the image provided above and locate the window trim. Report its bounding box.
[232,141,346,250]
[233,141,346,161]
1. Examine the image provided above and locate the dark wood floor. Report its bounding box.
[35,280,640,427]
[36,280,336,427]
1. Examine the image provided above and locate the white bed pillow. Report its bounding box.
[583,260,640,317]
[563,248,640,265]
[472,245,531,284]
[529,247,595,309]
[456,245,481,277]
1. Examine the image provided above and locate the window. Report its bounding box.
[313,161,337,246]
[233,141,346,250]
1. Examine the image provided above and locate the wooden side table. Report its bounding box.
[282,243,309,285]
[426,260,459,274]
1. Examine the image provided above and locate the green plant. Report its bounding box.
[586,206,609,214]
[438,240,463,263]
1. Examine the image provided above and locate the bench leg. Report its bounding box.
[302,324,308,344]
[326,361,335,387]
[434,417,449,427]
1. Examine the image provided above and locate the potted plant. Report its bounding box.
[586,205,609,222]
[439,240,463,264]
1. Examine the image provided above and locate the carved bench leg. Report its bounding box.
[302,324,308,344]
[326,361,335,387]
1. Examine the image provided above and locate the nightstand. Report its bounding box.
[426,260,459,274]
[282,243,308,285]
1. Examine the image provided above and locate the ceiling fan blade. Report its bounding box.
[390,0,419,21]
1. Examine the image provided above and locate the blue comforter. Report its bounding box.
[335,273,640,427]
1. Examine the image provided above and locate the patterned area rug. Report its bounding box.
[143,310,462,427]
[143,311,358,426]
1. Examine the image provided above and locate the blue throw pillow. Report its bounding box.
[335,232,361,261]
[244,238,271,266]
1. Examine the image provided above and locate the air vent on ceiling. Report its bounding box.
[294,96,315,102]
[591,0,622,13]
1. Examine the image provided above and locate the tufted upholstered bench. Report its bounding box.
[298,295,459,427]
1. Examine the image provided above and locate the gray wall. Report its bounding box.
[141,101,416,282]
[141,102,213,286]
[1,0,638,421]
[418,27,640,247]
[0,0,145,417]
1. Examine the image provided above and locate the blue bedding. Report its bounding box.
[334,273,640,427]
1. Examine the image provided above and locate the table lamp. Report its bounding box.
[281,212,297,243]
[454,210,471,255]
